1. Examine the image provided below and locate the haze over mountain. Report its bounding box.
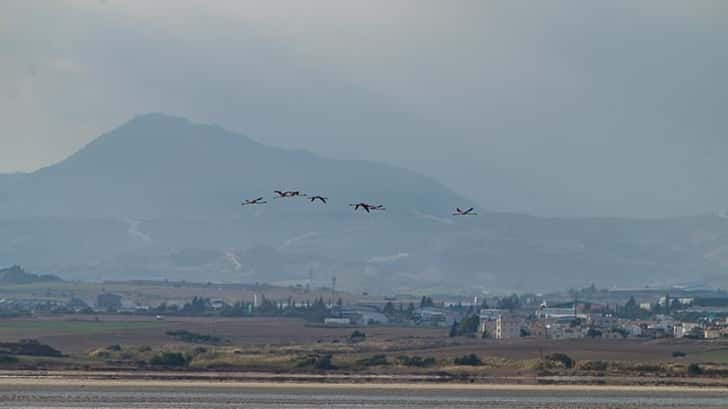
[1,114,727,292]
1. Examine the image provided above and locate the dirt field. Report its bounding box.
[2,315,726,365]
[0,315,445,354]
[406,337,727,363]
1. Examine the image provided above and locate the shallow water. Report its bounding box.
[1,384,727,408]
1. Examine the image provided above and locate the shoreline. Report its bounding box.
[2,371,728,392]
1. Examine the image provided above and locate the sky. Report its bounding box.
[1,0,726,218]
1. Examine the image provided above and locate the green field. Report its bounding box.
[692,349,728,364]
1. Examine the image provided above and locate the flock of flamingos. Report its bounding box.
[242,190,478,216]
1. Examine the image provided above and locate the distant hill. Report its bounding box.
[0,114,727,292]
[0,113,468,219]
[0,265,61,285]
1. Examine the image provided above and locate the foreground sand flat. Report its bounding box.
[3,376,728,409]
[2,371,728,392]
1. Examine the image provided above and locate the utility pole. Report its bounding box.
[306,267,313,293]
[328,276,336,307]
[665,292,670,314]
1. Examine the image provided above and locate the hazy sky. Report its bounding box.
[2,1,726,218]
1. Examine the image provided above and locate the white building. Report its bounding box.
[546,322,583,340]
[626,323,642,337]
[324,318,351,326]
[496,315,523,340]
[536,307,583,320]
[674,322,700,338]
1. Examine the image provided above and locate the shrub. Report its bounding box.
[454,354,482,366]
[297,354,336,370]
[672,351,687,358]
[314,354,335,370]
[396,355,436,367]
[545,353,574,369]
[150,352,190,367]
[579,360,608,371]
[350,330,366,342]
[357,354,388,367]
[107,344,122,351]
[687,363,703,376]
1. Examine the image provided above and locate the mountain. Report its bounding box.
[1,114,727,292]
[0,113,468,219]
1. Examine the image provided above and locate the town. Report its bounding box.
[4,264,728,343]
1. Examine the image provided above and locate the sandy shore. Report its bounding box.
[1,372,728,393]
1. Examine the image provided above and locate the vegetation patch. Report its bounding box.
[579,360,608,371]
[691,349,728,364]
[150,351,191,368]
[350,330,366,342]
[396,355,437,368]
[296,354,336,370]
[165,330,225,345]
[545,353,574,369]
[453,354,482,366]
[687,363,703,376]
[356,354,389,367]
[0,354,19,364]
[0,339,62,357]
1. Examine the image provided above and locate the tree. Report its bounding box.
[449,320,459,337]
[182,297,209,314]
[497,294,520,311]
[303,297,328,322]
[457,314,480,336]
[664,292,671,314]
[619,296,647,319]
